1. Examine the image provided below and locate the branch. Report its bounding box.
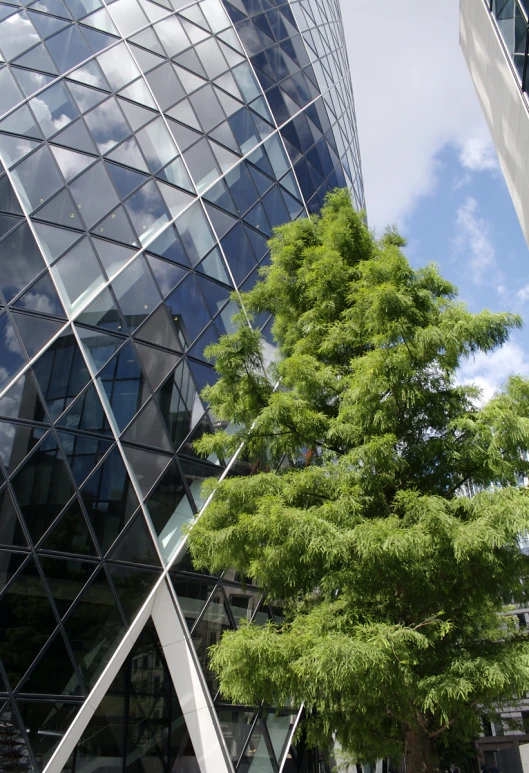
[428,701,477,739]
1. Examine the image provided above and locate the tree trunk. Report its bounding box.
[403,723,433,773]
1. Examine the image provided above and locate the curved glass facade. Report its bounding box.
[0,0,363,770]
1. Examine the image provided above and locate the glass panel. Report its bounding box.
[107,0,148,36]
[125,180,171,245]
[52,116,98,155]
[97,41,140,90]
[112,256,161,332]
[0,551,28,594]
[0,371,46,423]
[70,161,120,229]
[156,359,200,448]
[14,271,65,318]
[153,14,189,57]
[32,329,91,420]
[122,396,174,451]
[46,24,92,72]
[51,238,106,313]
[107,562,159,623]
[147,224,189,266]
[38,554,96,618]
[175,202,215,265]
[165,274,212,345]
[77,326,124,372]
[183,138,219,192]
[98,341,150,431]
[56,382,113,436]
[169,572,217,630]
[63,567,126,689]
[147,255,187,298]
[11,145,63,212]
[57,431,112,486]
[0,558,57,687]
[30,82,79,139]
[216,706,256,766]
[144,459,194,563]
[145,61,184,111]
[0,11,39,61]
[0,314,26,390]
[0,488,27,548]
[76,287,126,333]
[18,627,81,697]
[134,341,179,393]
[39,497,97,556]
[136,117,178,173]
[0,67,24,117]
[12,311,63,358]
[18,700,80,770]
[123,443,171,496]
[11,432,76,542]
[85,97,131,154]
[237,719,276,773]
[92,237,136,279]
[135,303,182,350]
[0,223,46,302]
[191,588,233,696]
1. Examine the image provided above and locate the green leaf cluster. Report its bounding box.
[188,189,529,769]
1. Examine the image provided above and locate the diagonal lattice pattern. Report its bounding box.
[0,0,363,770]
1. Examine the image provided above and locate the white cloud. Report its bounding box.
[458,342,529,403]
[342,2,494,230]
[459,131,499,172]
[517,284,529,302]
[454,196,497,281]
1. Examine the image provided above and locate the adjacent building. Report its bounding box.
[0,0,364,771]
[460,0,529,247]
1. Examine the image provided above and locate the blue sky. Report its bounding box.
[341,0,529,400]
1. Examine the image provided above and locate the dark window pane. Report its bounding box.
[144,459,194,563]
[169,572,217,630]
[98,342,150,431]
[80,447,139,552]
[0,490,27,548]
[39,497,97,557]
[112,257,161,332]
[56,383,113,436]
[11,433,76,542]
[0,558,57,687]
[106,563,160,623]
[57,431,112,487]
[0,422,44,476]
[17,629,81,697]
[39,555,97,618]
[165,274,211,345]
[0,372,47,424]
[32,330,90,420]
[0,223,46,302]
[18,700,80,771]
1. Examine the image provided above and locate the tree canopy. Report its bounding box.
[187,189,529,772]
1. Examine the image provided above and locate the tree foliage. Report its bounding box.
[187,189,529,771]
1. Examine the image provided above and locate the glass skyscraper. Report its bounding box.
[0,0,364,770]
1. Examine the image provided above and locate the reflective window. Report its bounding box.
[70,161,120,228]
[0,223,46,302]
[32,329,91,420]
[0,314,26,389]
[85,97,131,154]
[11,145,64,212]
[125,179,170,244]
[112,255,161,331]
[51,238,106,313]
[47,25,92,72]
[98,41,140,89]
[98,341,150,430]
[0,11,40,61]
[145,459,194,563]
[30,82,79,139]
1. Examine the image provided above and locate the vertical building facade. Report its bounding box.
[0,0,364,771]
[460,0,529,247]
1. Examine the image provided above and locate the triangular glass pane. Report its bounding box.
[144,459,193,562]
[92,237,136,280]
[52,142,95,182]
[147,225,189,266]
[209,120,240,154]
[11,432,76,542]
[81,7,118,34]
[33,222,81,263]
[216,706,257,767]
[237,719,276,773]
[80,448,139,553]
[51,117,98,155]
[166,117,201,152]
[105,161,147,199]
[118,77,157,109]
[0,175,23,216]
[0,552,28,598]
[117,98,156,132]
[157,180,194,219]
[57,431,112,487]
[82,26,119,54]
[122,398,173,452]
[14,269,66,320]
[0,371,47,423]
[203,202,237,240]
[244,200,271,236]
[14,42,58,74]
[173,63,205,94]
[203,178,237,216]
[13,67,54,98]
[98,342,151,431]
[249,163,273,196]
[107,136,149,172]
[11,311,63,358]
[166,99,202,132]
[76,326,125,372]
[147,254,187,298]
[134,303,183,351]
[0,104,42,139]
[122,444,171,497]
[106,562,160,623]
[0,418,44,474]
[92,206,138,248]
[173,50,207,81]
[68,58,110,91]
[63,566,126,689]
[111,256,162,332]
[0,487,27,548]
[196,247,232,286]
[156,156,194,192]
[0,213,23,240]
[156,358,201,449]
[169,571,217,630]
[129,43,162,72]
[68,80,107,112]
[56,382,113,436]
[264,709,297,766]
[17,628,81,697]
[196,275,231,317]
[191,587,234,696]
[135,340,180,392]
[0,559,57,687]
[33,188,84,229]
[129,26,166,57]
[76,287,126,334]
[107,512,160,565]
[39,497,97,556]
[0,134,40,167]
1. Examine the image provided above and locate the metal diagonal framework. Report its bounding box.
[0,0,363,770]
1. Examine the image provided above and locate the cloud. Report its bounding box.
[454,197,497,281]
[517,284,529,302]
[459,131,499,172]
[342,2,495,230]
[458,341,529,403]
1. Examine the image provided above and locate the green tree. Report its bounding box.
[187,189,529,773]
